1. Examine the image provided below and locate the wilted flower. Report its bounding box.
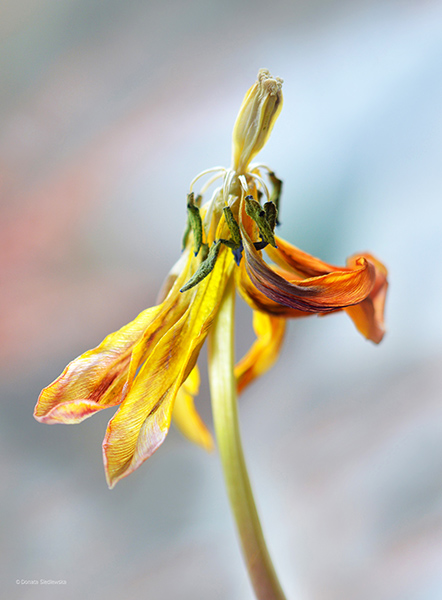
[35,69,387,493]
[35,68,388,600]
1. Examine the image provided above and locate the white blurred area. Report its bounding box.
[1,1,442,599]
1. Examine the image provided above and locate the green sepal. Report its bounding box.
[180,240,222,292]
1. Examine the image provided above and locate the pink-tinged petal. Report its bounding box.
[34,305,162,424]
[34,249,198,426]
[103,246,234,488]
[235,310,286,394]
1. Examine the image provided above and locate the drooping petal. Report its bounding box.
[240,202,376,312]
[172,365,214,451]
[243,236,375,312]
[266,236,338,278]
[235,259,313,318]
[34,249,195,425]
[103,246,233,488]
[34,305,162,424]
[344,253,388,343]
[235,310,286,394]
[238,207,388,341]
[266,235,388,342]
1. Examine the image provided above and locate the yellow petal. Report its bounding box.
[172,365,214,452]
[103,246,233,488]
[34,249,196,425]
[34,305,162,424]
[235,310,286,394]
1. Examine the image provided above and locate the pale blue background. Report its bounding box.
[1,1,442,599]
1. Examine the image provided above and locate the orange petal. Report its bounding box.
[235,310,286,394]
[266,236,338,278]
[344,253,388,343]
[268,238,388,342]
[103,246,233,488]
[240,201,376,312]
[243,237,375,312]
[172,365,214,451]
[235,260,314,318]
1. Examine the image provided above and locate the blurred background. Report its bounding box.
[2,0,442,598]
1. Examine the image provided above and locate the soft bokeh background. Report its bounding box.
[2,1,442,599]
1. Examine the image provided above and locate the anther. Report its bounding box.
[268,171,283,225]
[180,241,222,292]
[182,193,203,256]
[244,196,277,248]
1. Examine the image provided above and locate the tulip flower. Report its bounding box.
[35,69,387,600]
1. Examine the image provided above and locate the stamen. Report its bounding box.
[222,206,243,265]
[180,240,222,292]
[249,167,283,225]
[249,163,272,174]
[263,201,277,231]
[268,171,283,225]
[182,193,203,255]
[244,196,277,248]
[200,171,225,195]
[238,175,248,193]
[223,169,238,203]
[223,207,242,246]
[190,166,226,193]
[218,238,243,265]
[249,172,270,201]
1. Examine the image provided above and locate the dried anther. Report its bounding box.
[180,240,222,292]
[182,193,203,255]
[268,171,282,225]
[244,196,277,248]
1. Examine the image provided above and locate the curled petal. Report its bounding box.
[172,365,214,451]
[266,236,338,278]
[240,204,375,312]
[267,236,388,342]
[344,253,388,343]
[235,260,311,318]
[235,310,286,394]
[243,236,375,312]
[34,305,162,424]
[103,246,233,488]
[239,206,388,341]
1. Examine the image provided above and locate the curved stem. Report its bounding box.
[208,276,287,600]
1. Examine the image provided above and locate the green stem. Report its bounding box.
[209,276,287,600]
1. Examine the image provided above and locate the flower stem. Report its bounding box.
[209,276,287,600]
